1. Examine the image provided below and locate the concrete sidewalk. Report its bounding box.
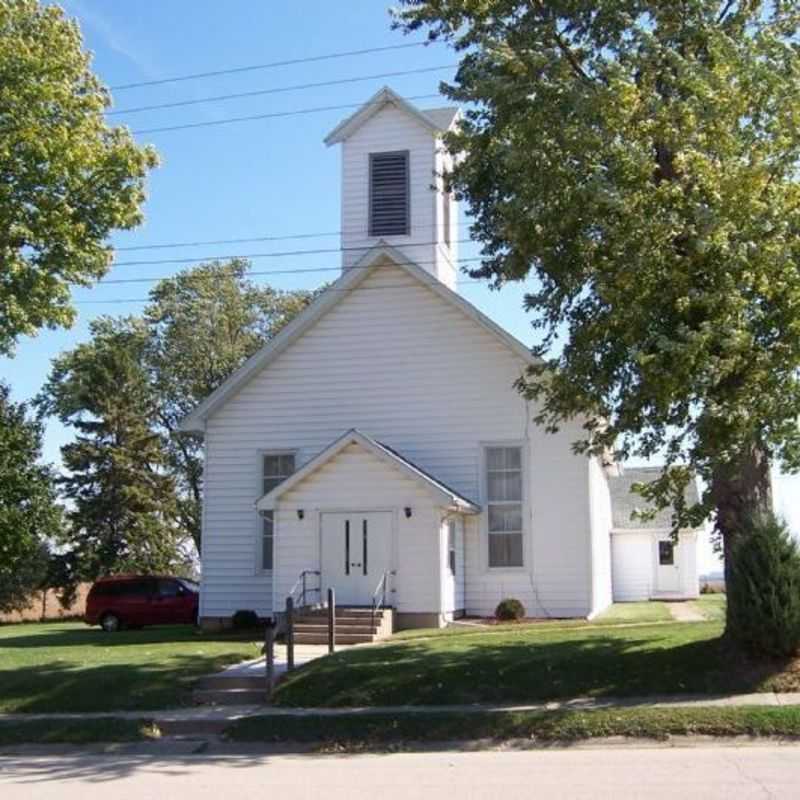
[3,691,800,724]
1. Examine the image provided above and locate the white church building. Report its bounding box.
[180,87,701,630]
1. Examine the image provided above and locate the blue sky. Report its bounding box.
[2,2,796,571]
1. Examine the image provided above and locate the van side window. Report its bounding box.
[157,579,181,597]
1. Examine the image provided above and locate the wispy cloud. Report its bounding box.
[59,0,159,82]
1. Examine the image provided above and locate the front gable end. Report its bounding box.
[181,245,536,433]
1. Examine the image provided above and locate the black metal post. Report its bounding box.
[327,586,335,654]
[302,571,307,606]
[286,596,295,671]
[264,617,276,702]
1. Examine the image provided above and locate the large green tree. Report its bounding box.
[143,259,319,550]
[397,2,800,635]
[39,318,183,580]
[0,382,61,612]
[0,0,157,354]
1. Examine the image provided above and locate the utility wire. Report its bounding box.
[110,239,475,268]
[114,222,460,252]
[92,256,485,286]
[109,64,456,116]
[111,42,433,91]
[131,93,442,135]
[75,279,489,305]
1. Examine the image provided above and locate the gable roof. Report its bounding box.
[255,429,480,513]
[179,242,538,433]
[324,86,459,146]
[610,466,701,530]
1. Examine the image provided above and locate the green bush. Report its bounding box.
[728,514,800,657]
[495,597,525,621]
[232,609,260,630]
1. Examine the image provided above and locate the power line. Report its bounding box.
[131,93,442,135]
[111,42,433,91]
[108,64,456,116]
[114,222,459,252]
[75,279,488,305]
[110,239,475,268]
[93,256,485,286]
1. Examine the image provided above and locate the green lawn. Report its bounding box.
[274,617,798,707]
[0,621,262,713]
[689,594,727,622]
[227,706,800,748]
[591,601,673,625]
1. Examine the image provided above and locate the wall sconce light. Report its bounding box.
[404,507,412,519]
[297,509,305,520]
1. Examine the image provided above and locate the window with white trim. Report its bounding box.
[261,453,295,571]
[447,519,456,575]
[485,446,524,568]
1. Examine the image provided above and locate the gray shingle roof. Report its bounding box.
[421,106,460,130]
[609,466,701,530]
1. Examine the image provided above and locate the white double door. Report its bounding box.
[320,511,392,606]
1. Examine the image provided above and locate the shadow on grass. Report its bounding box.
[274,623,796,707]
[0,652,259,714]
[0,624,261,650]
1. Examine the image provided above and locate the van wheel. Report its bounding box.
[100,612,121,633]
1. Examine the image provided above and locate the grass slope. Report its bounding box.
[274,619,799,707]
[0,719,156,746]
[227,707,800,748]
[0,622,262,713]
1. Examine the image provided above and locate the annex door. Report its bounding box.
[321,512,393,606]
[655,535,681,594]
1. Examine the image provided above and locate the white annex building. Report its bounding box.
[181,88,701,631]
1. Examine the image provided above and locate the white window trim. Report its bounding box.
[254,448,298,576]
[480,440,530,573]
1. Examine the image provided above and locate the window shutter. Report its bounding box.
[369,151,409,236]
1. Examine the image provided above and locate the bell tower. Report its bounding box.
[324,87,460,290]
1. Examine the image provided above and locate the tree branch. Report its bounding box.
[717,0,737,24]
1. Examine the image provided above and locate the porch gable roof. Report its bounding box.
[255,429,481,514]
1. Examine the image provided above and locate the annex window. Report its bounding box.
[369,151,410,236]
[485,446,524,568]
[261,453,295,571]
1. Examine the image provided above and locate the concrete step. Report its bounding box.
[297,607,385,618]
[293,622,379,634]
[192,687,267,706]
[294,632,375,645]
[194,675,265,691]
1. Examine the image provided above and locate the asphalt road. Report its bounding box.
[2,744,799,799]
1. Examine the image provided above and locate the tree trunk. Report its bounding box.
[709,443,772,636]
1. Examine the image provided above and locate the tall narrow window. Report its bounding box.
[369,151,409,236]
[261,453,295,571]
[443,189,452,249]
[447,519,456,575]
[486,446,524,568]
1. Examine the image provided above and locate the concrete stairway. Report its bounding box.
[192,674,266,706]
[293,607,394,645]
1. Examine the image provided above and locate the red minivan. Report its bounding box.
[85,575,199,632]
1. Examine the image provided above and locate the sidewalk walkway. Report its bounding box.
[3,692,800,724]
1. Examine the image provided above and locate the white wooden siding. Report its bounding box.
[340,104,453,285]
[611,530,699,601]
[201,261,596,619]
[611,532,653,601]
[588,458,613,616]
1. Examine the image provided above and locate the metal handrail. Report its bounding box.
[287,569,321,609]
[370,569,395,628]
